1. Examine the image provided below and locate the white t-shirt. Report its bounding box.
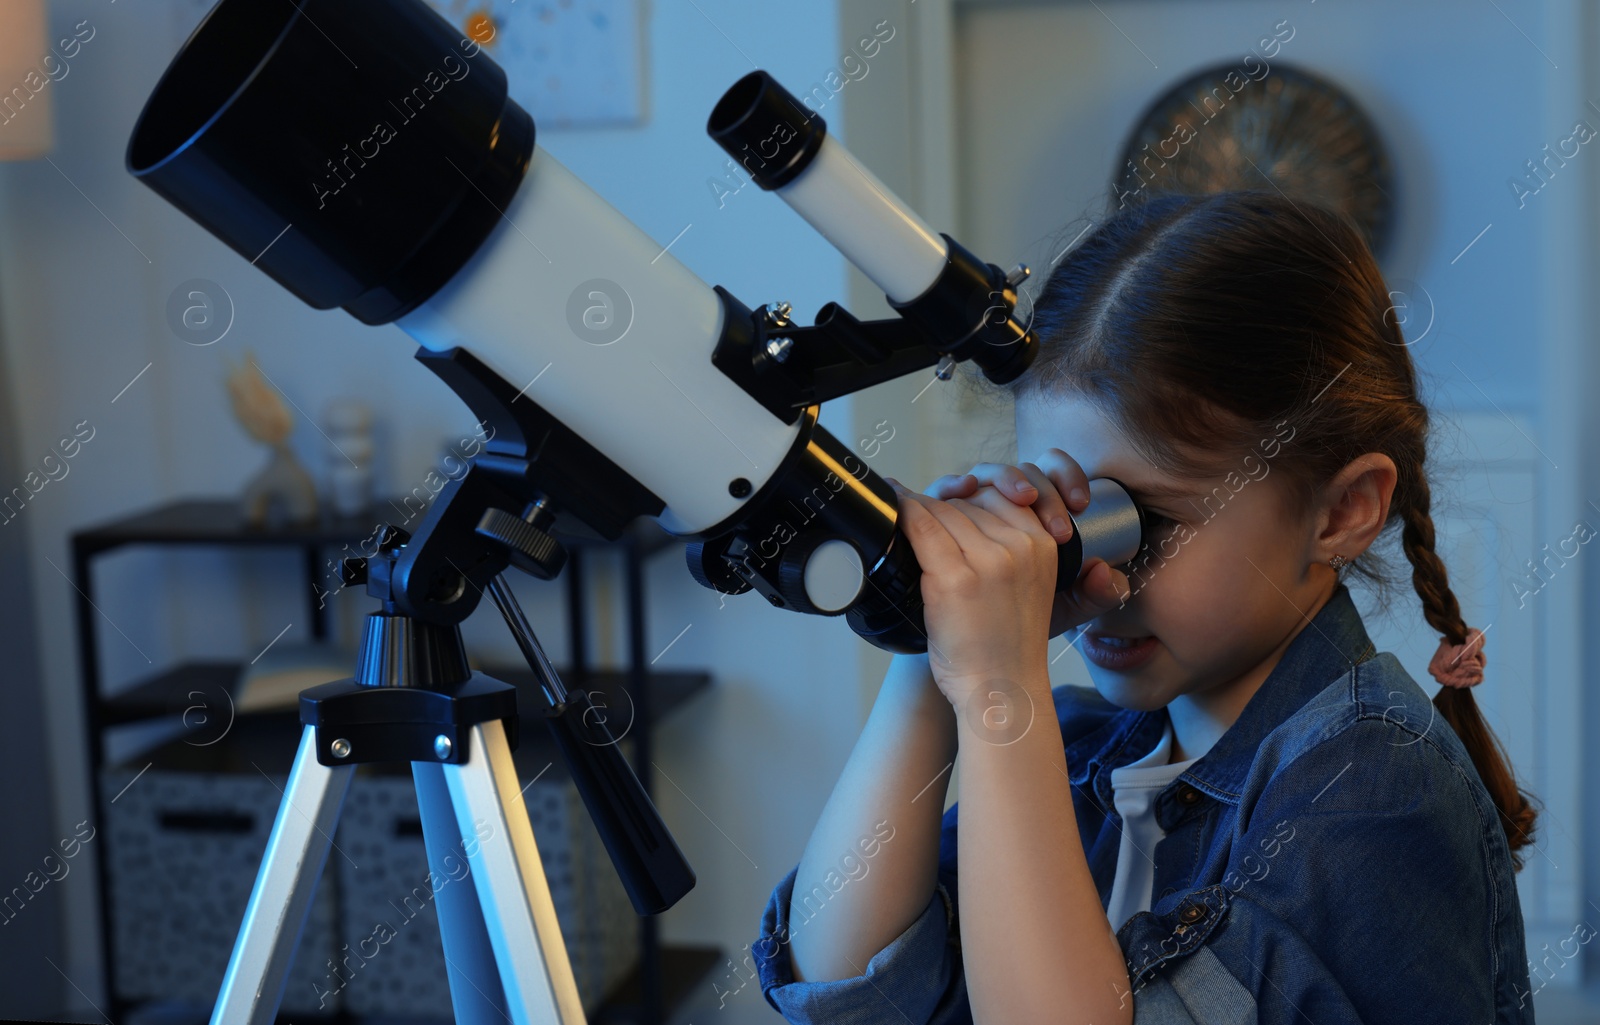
[1103,722,1200,932]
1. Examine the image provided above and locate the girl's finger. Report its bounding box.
[1015,461,1075,542]
[1031,447,1094,514]
[886,481,970,576]
[926,473,979,499]
[951,485,1051,540]
[913,493,1001,558]
[936,464,1074,542]
[951,461,1039,504]
[950,492,1061,589]
[1045,560,1134,637]
[1064,558,1132,618]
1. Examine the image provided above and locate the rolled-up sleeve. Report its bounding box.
[753,864,969,1025]
[1129,944,1256,1024]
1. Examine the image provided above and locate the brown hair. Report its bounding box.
[1004,189,1538,869]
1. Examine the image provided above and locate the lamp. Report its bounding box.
[0,0,56,161]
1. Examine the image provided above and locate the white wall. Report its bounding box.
[0,0,869,1018]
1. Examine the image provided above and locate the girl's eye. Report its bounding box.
[1139,512,1183,550]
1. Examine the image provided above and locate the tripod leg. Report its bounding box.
[444,719,587,1025]
[212,724,355,1025]
[413,760,513,1025]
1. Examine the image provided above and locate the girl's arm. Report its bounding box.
[886,470,1135,1025]
[786,650,959,983]
[955,667,1131,1024]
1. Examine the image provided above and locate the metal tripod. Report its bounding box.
[210,522,694,1024]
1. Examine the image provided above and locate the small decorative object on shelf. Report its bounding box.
[325,397,376,518]
[226,350,318,528]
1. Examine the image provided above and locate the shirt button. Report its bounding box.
[1179,904,1206,925]
[1158,887,1176,899]
[1177,785,1202,806]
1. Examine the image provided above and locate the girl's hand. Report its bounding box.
[924,451,1132,638]
[883,475,1061,706]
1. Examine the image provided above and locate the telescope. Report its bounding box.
[127,0,1148,653]
[125,0,1150,1020]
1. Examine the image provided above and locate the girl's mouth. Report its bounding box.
[1081,631,1159,671]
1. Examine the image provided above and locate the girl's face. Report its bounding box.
[1016,390,1330,714]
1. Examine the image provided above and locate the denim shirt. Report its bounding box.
[752,584,1534,1023]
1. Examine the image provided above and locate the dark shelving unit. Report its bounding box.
[71,497,718,1024]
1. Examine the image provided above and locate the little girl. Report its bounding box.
[749,190,1539,1023]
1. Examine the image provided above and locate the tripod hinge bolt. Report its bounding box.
[330,737,352,759]
[434,734,453,760]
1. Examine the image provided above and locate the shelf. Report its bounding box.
[116,944,725,1025]
[102,661,245,727]
[73,498,403,552]
[73,495,687,560]
[481,663,712,721]
[102,660,712,776]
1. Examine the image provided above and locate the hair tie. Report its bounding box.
[1428,627,1486,689]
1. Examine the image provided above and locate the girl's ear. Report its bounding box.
[1314,452,1398,563]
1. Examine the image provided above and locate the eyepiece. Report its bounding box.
[1058,478,1146,584]
[707,71,827,190]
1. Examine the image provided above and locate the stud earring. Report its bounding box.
[1328,553,1350,571]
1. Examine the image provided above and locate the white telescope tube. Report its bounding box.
[774,134,949,304]
[398,145,802,536]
